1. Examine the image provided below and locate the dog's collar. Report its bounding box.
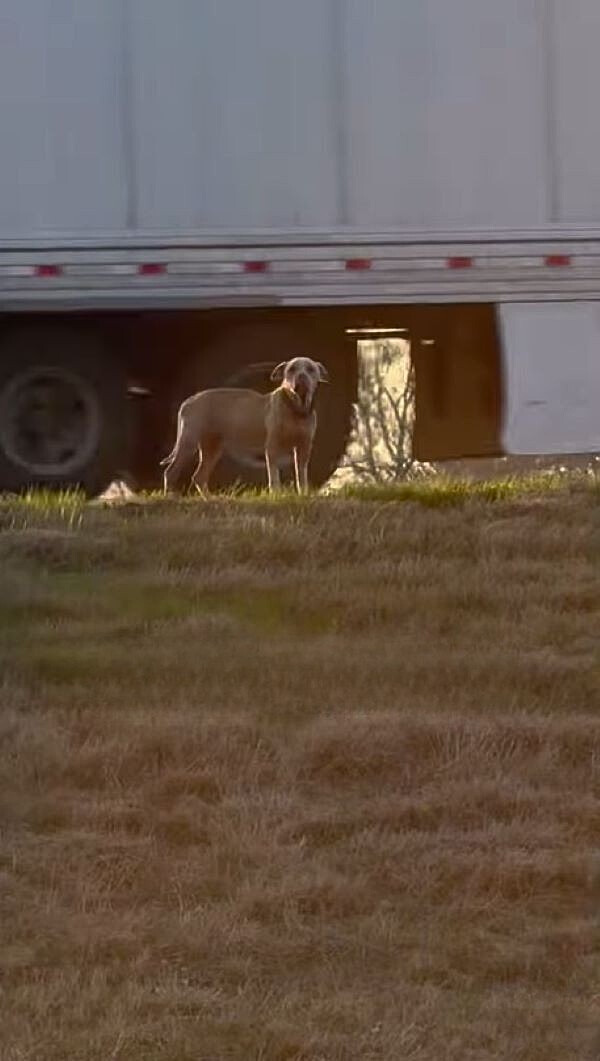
[280,387,316,419]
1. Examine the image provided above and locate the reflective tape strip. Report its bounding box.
[0,250,599,285]
[479,256,542,269]
[167,261,240,274]
[0,265,36,277]
[269,259,342,273]
[371,257,447,271]
[62,263,137,277]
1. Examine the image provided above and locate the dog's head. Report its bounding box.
[270,356,329,411]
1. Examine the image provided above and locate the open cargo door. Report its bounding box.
[412,305,502,461]
[412,302,600,460]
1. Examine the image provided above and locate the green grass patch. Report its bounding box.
[0,487,86,524]
[113,468,599,510]
[1,469,597,523]
[334,471,586,506]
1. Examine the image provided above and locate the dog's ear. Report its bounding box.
[316,361,330,383]
[270,361,287,382]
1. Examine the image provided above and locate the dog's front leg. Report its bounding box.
[265,448,281,492]
[293,441,310,495]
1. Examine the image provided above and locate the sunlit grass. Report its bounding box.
[0,487,86,529]
[1,469,596,520]
[335,469,596,505]
[116,468,600,508]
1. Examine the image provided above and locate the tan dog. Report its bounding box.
[160,356,329,494]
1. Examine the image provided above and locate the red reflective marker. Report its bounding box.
[35,264,62,278]
[345,258,372,271]
[243,260,269,273]
[138,262,167,275]
[545,254,571,267]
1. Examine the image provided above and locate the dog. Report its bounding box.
[160,356,329,494]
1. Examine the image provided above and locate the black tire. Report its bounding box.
[0,327,129,497]
[171,321,356,490]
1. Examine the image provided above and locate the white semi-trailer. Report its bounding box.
[0,0,599,492]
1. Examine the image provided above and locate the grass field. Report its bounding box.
[1,476,599,1060]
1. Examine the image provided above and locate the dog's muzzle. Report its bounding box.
[293,375,313,408]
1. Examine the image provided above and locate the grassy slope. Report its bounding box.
[0,477,599,1061]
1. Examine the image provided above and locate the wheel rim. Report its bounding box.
[0,365,100,477]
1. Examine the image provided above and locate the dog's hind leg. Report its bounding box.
[163,443,197,494]
[161,410,189,494]
[162,419,198,495]
[192,434,223,494]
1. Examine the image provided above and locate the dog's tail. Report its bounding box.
[159,409,184,467]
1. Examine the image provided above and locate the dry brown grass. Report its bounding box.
[0,479,599,1060]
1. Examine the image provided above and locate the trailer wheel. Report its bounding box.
[0,328,128,496]
[172,322,356,490]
